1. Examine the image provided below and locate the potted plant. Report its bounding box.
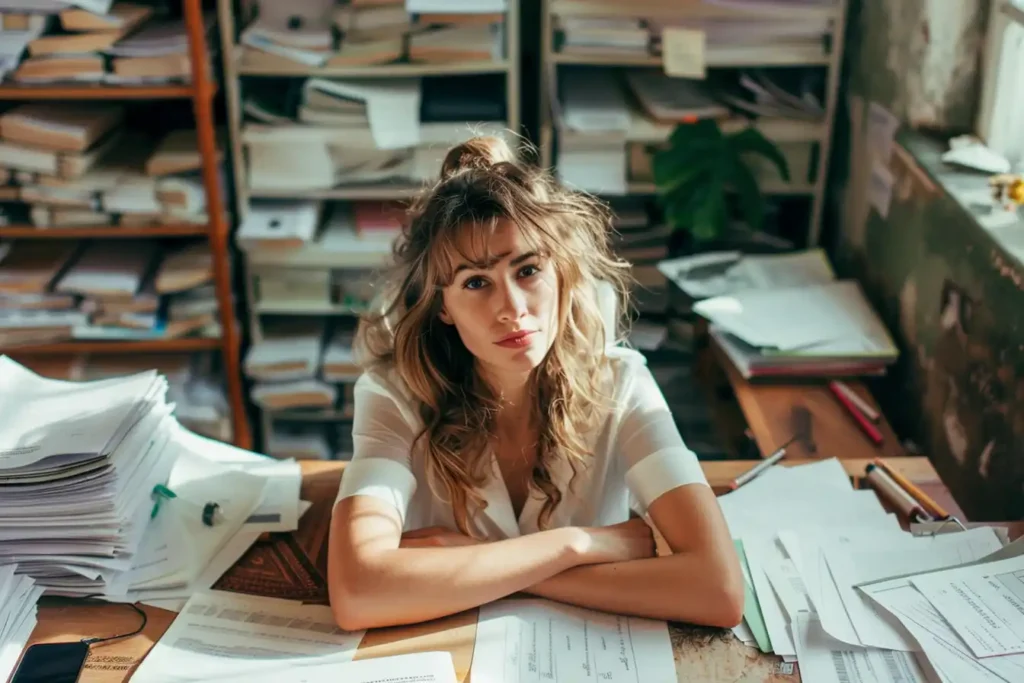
[652,119,791,251]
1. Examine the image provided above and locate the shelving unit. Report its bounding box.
[217,0,522,454]
[0,0,251,449]
[539,0,849,245]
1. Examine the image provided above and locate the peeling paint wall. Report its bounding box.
[833,0,1024,520]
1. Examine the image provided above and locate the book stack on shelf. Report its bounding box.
[220,0,521,453]
[0,104,214,229]
[541,0,846,245]
[1,1,203,86]
[0,237,217,343]
[0,0,250,448]
[237,0,506,72]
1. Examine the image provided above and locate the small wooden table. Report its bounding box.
[708,339,905,461]
[18,460,1010,683]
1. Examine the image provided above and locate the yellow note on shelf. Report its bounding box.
[662,27,706,79]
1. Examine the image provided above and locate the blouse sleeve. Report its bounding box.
[614,354,709,513]
[334,371,419,525]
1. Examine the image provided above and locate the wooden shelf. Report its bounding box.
[246,246,392,269]
[255,301,369,315]
[0,83,198,100]
[1,337,222,356]
[0,225,209,239]
[237,54,512,78]
[552,43,831,68]
[557,116,827,147]
[550,0,842,21]
[247,185,423,201]
[626,180,817,196]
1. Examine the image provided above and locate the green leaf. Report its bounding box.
[689,173,726,241]
[653,154,715,196]
[729,156,765,231]
[663,176,708,232]
[728,128,790,181]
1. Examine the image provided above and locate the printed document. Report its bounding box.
[791,613,931,683]
[909,553,1024,658]
[131,591,365,683]
[471,598,676,682]
[194,651,458,683]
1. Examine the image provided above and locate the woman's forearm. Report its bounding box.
[330,526,585,630]
[522,552,744,628]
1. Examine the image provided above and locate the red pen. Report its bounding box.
[828,381,883,445]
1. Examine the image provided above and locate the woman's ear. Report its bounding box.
[439,307,453,325]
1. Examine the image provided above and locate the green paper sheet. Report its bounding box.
[734,539,772,653]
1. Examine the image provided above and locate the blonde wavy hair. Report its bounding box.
[358,136,634,534]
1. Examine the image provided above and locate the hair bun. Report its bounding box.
[440,136,516,179]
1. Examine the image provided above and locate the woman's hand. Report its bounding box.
[573,518,657,565]
[400,526,481,548]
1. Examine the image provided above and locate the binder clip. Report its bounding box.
[150,484,177,519]
[912,516,969,537]
[202,502,223,527]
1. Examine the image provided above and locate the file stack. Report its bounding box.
[0,355,308,611]
[0,353,180,597]
[721,457,1022,683]
[659,249,899,379]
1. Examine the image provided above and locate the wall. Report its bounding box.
[831,0,1024,520]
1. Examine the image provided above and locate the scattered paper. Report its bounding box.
[662,27,706,79]
[471,598,676,682]
[869,159,894,219]
[131,591,365,683]
[792,613,931,683]
[909,553,1024,659]
[203,651,459,683]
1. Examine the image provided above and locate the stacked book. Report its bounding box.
[659,248,899,379]
[239,0,505,70]
[0,104,215,228]
[243,75,509,193]
[4,2,198,85]
[0,238,219,346]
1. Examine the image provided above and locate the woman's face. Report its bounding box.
[439,219,559,389]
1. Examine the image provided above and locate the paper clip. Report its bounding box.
[917,516,969,537]
[151,484,177,519]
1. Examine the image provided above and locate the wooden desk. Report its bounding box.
[709,339,905,461]
[17,460,1001,683]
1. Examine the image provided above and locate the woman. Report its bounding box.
[328,136,743,632]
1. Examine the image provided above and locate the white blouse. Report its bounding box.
[334,348,708,539]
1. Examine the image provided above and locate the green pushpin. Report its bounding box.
[150,484,177,519]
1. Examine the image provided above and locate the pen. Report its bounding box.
[831,380,880,422]
[865,464,933,522]
[873,457,949,519]
[728,437,796,490]
[828,381,884,445]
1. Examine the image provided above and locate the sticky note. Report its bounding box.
[662,27,706,79]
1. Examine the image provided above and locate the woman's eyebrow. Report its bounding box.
[453,250,537,274]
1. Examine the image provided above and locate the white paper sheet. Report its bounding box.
[471,598,676,682]
[910,553,1024,658]
[791,613,931,683]
[863,582,1021,683]
[131,591,365,683]
[204,651,458,683]
[867,101,900,163]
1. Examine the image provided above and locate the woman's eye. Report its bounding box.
[463,276,487,290]
[519,264,541,278]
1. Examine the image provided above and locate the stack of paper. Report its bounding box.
[0,565,42,683]
[718,457,1011,682]
[0,355,307,611]
[0,353,179,596]
[659,249,899,378]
